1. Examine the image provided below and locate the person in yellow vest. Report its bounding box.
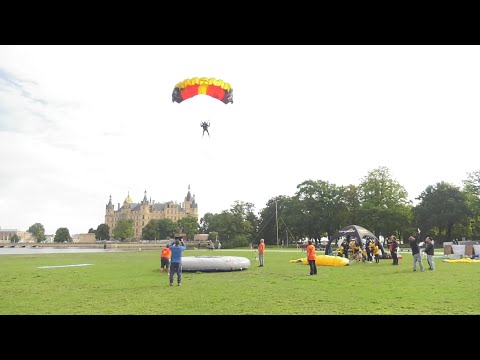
[258,239,265,267]
[160,244,172,275]
[368,238,375,263]
[306,240,317,275]
[373,240,380,263]
[351,241,360,261]
[337,245,344,257]
[349,240,356,260]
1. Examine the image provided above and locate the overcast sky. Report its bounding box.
[0,45,479,235]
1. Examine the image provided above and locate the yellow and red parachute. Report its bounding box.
[172,77,233,104]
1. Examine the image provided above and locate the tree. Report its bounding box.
[201,207,254,249]
[142,219,175,240]
[278,196,305,244]
[199,212,215,234]
[358,166,412,238]
[258,195,306,246]
[231,201,259,236]
[177,216,199,241]
[142,220,160,240]
[294,180,326,240]
[54,227,72,242]
[462,170,480,239]
[28,223,46,243]
[10,234,20,243]
[113,220,134,241]
[340,185,361,226]
[157,219,175,239]
[463,170,480,196]
[294,180,347,239]
[414,182,472,242]
[96,223,110,241]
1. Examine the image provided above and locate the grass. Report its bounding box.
[0,248,479,315]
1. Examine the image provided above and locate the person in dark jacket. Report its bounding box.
[424,237,435,270]
[408,229,424,272]
[342,239,350,259]
[390,235,399,265]
[200,121,210,137]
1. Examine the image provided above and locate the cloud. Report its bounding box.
[1,45,480,235]
[0,68,55,133]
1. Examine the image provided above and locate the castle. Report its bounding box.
[105,185,198,240]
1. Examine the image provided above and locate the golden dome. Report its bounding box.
[124,192,133,204]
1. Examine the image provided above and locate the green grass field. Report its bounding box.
[1,248,478,315]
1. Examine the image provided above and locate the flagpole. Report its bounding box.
[275,200,279,247]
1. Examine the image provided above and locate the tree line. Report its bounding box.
[22,167,480,248]
[198,167,480,248]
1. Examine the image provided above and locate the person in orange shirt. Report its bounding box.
[306,240,317,275]
[160,244,172,274]
[258,238,265,267]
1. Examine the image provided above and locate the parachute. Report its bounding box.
[172,77,233,104]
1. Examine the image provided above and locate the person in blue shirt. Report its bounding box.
[169,237,187,286]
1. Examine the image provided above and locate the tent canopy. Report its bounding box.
[325,225,385,257]
[330,224,378,242]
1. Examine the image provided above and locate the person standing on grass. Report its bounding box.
[169,237,187,286]
[306,240,317,275]
[390,235,399,265]
[160,244,171,275]
[258,239,265,267]
[424,237,435,270]
[408,229,424,272]
[373,239,380,263]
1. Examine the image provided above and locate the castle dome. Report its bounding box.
[124,192,133,204]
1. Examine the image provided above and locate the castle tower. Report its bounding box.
[140,190,150,234]
[184,185,192,211]
[105,195,115,237]
[192,193,198,209]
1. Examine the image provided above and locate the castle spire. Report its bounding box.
[106,194,114,209]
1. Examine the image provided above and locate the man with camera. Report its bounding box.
[169,237,187,286]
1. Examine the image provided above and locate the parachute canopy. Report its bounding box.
[172,77,233,104]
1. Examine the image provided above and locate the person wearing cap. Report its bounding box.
[258,239,265,267]
[424,237,435,270]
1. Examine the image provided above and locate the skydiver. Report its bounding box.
[200,121,210,137]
